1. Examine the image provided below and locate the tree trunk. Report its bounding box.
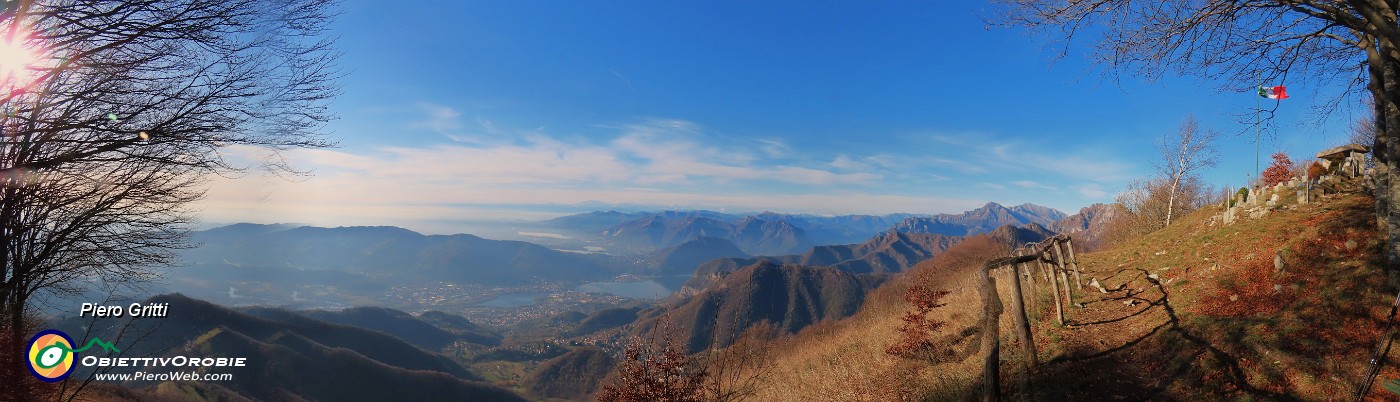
[1381,36,1400,269]
[1353,34,1389,286]
[1165,185,1176,227]
[5,294,27,400]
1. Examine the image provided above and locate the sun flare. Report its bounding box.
[0,33,41,92]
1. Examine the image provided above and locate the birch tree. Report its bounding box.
[1159,116,1220,227]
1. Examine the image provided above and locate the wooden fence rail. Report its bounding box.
[977,234,1080,402]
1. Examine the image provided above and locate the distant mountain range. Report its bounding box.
[653,236,750,276]
[541,202,1068,256]
[889,202,1068,236]
[535,209,912,256]
[183,223,621,286]
[690,231,958,282]
[168,200,1103,309]
[602,215,812,255]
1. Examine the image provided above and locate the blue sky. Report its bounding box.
[197,1,1364,233]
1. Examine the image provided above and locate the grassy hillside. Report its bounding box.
[179,328,526,401]
[635,261,875,354]
[1031,190,1389,400]
[303,306,501,349]
[743,191,1396,400]
[743,235,1009,400]
[523,346,615,400]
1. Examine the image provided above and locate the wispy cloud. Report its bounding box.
[1013,180,1058,190]
[1077,183,1109,199]
[756,139,791,158]
[198,116,1135,229]
[909,131,1133,182]
[199,118,911,228]
[610,69,634,92]
[415,103,463,136]
[607,119,879,185]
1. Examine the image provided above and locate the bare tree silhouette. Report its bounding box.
[0,1,338,399]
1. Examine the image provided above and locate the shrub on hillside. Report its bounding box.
[699,321,782,402]
[885,271,952,361]
[597,332,706,402]
[1102,177,1212,244]
[1261,152,1294,187]
[1307,161,1326,179]
[886,236,1005,362]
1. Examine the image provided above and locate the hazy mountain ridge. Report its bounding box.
[544,210,934,253]
[807,231,962,274]
[891,202,1067,236]
[604,215,812,255]
[687,227,1031,292]
[550,202,1064,257]
[184,223,617,286]
[653,236,750,276]
[302,306,502,349]
[418,310,505,346]
[539,210,653,234]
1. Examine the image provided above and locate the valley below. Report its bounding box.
[56,201,1125,401]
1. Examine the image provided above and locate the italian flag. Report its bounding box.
[1258,85,1288,100]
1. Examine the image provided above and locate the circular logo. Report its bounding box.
[26,329,75,382]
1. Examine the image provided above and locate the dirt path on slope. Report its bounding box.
[1020,194,1389,401]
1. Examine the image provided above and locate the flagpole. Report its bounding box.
[1256,83,1260,187]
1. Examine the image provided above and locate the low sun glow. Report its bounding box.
[0,31,42,94]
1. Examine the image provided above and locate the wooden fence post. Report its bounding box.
[1038,250,1051,283]
[1021,245,1037,287]
[1022,246,1038,311]
[1065,237,1083,289]
[1052,240,1074,311]
[1044,249,1064,326]
[1007,260,1036,400]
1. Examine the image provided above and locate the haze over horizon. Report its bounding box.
[193,0,1362,234]
[192,200,1068,236]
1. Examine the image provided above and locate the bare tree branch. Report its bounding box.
[0,1,339,399]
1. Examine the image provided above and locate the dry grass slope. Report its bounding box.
[748,235,1012,401]
[1031,191,1392,400]
[745,190,1394,401]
